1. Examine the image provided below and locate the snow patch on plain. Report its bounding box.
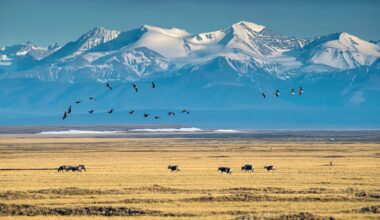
[130,127,203,132]
[38,130,125,134]
[213,129,240,133]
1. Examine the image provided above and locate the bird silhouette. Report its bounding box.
[75,100,81,104]
[67,105,72,114]
[108,109,114,114]
[290,88,295,95]
[132,83,138,92]
[261,92,267,98]
[106,82,112,90]
[274,90,280,97]
[62,111,67,120]
[89,97,96,101]
[151,82,156,88]
[168,112,175,117]
[181,109,189,115]
[144,113,149,118]
[88,110,94,114]
[129,110,134,115]
[154,116,160,119]
[298,86,303,95]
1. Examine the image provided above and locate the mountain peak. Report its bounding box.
[232,20,266,33]
[141,24,190,37]
[73,27,121,53]
[88,26,109,33]
[303,31,380,69]
[335,32,380,51]
[337,32,357,42]
[81,27,121,41]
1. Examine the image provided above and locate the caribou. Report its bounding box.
[218,167,232,174]
[57,165,67,172]
[168,165,180,172]
[241,164,254,172]
[264,165,276,171]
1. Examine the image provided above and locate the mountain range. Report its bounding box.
[0,21,379,128]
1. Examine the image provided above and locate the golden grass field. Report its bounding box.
[0,134,379,219]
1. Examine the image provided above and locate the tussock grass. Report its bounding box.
[181,193,375,203]
[0,203,195,217]
[0,191,45,200]
[234,212,334,220]
[358,205,380,214]
[30,187,123,196]
[272,212,334,220]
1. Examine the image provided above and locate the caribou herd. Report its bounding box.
[58,164,276,174]
[217,164,275,174]
[166,164,275,174]
[57,165,86,172]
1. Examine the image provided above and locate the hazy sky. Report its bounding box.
[0,0,379,47]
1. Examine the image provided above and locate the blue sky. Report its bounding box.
[0,0,379,47]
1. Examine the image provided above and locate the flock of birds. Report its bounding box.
[61,82,304,120]
[61,82,190,120]
[261,86,304,99]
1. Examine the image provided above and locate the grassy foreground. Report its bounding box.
[0,135,379,219]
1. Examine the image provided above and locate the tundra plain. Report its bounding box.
[0,131,379,219]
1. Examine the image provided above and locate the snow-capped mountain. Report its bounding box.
[0,41,60,73]
[1,21,378,82]
[41,27,120,63]
[293,32,380,70]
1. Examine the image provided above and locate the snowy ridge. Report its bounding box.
[233,20,266,33]
[0,41,60,72]
[71,27,121,57]
[1,21,379,81]
[297,32,380,69]
[131,25,190,58]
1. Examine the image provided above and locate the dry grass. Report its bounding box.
[0,136,379,219]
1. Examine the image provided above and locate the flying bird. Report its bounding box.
[298,86,304,95]
[88,110,94,114]
[75,100,81,104]
[261,92,267,98]
[132,83,138,92]
[181,109,189,115]
[151,82,156,88]
[274,90,280,98]
[290,88,295,95]
[106,82,112,90]
[108,108,114,114]
[168,112,175,117]
[154,116,160,119]
[89,97,96,101]
[129,110,134,115]
[143,113,149,118]
[67,105,72,114]
[62,111,67,120]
